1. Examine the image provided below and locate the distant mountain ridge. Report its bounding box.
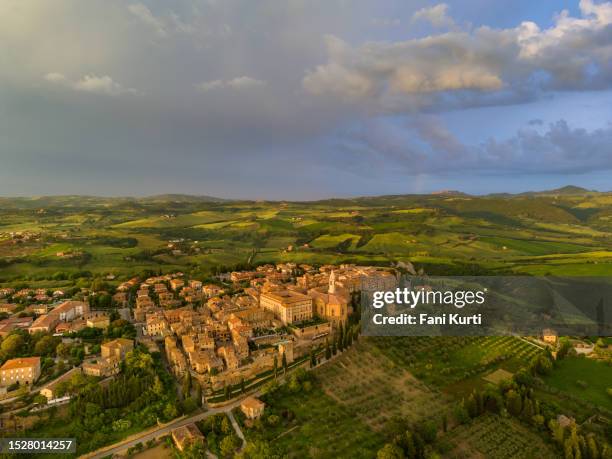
[0,186,606,207]
[519,185,594,196]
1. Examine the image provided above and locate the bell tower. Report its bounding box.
[328,270,336,294]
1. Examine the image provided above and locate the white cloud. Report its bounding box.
[304,1,612,111]
[412,4,455,28]
[73,75,135,95]
[44,73,136,96]
[196,76,266,92]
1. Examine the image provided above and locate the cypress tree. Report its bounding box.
[196,384,202,407]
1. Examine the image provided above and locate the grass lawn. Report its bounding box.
[543,357,612,411]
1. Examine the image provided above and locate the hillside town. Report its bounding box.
[0,263,400,455]
[1,261,610,458]
[0,263,396,403]
[135,264,396,392]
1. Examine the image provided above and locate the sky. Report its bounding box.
[0,0,611,199]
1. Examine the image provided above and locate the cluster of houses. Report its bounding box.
[1,263,396,400]
[0,337,135,400]
[0,299,110,337]
[0,286,110,338]
[0,231,41,244]
[134,264,396,390]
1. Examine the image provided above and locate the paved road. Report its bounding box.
[227,410,246,451]
[82,393,259,459]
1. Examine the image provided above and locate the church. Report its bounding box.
[308,270,349,328]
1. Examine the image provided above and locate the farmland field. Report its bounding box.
[1,189,611,285]
[1,190,611,457]
[245,336,559,458]
[442,414,558,459]
[368,336,543,394]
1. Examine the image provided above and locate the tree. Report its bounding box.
[466,392,479,418]
[532,354,553,376]
[238,439,276,459]
[273,355,278,379]
[220,416,233,435]
[54,380,71,397]
[325,339,331,360]
[56,342,70,359]
[288,374,301,393]
[549,419,566,446]
[309,348,316,368]
[281,352,287,375]
[34,335,57,357]
[505,389,522,417]
[402,431,417,458]
[33,394,47,405]
[586,434,600,459]
[377,443,405,459]
[195,383,202,407]
[240,377,246,394]
[557,339,575,360]
[0,334,25,359]
[224,384,231,401]
[183,371,192,397]
[453,401,470,425]
[183,441,206,459]
[418,419,438,444]
[220,435,240,458]
[337,323,344,352]
[331,340,337,356]
[267,414,280,426]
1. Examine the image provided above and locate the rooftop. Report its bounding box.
[1,357,41,370]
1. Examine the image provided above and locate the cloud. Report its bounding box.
[195,76,266,92]
[412,4,455,28]
[44,72,66,83]
[128,3,167,37]
[73,75,136,95]
[45,73,136,96]
[1,0,611,197]
[304,0,612,111]
[341,117,612,176]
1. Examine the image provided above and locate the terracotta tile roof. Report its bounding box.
[1,357,41,370]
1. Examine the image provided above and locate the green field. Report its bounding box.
[543,357,612,411]
[368,336,543,394]
[1,189,611,285]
